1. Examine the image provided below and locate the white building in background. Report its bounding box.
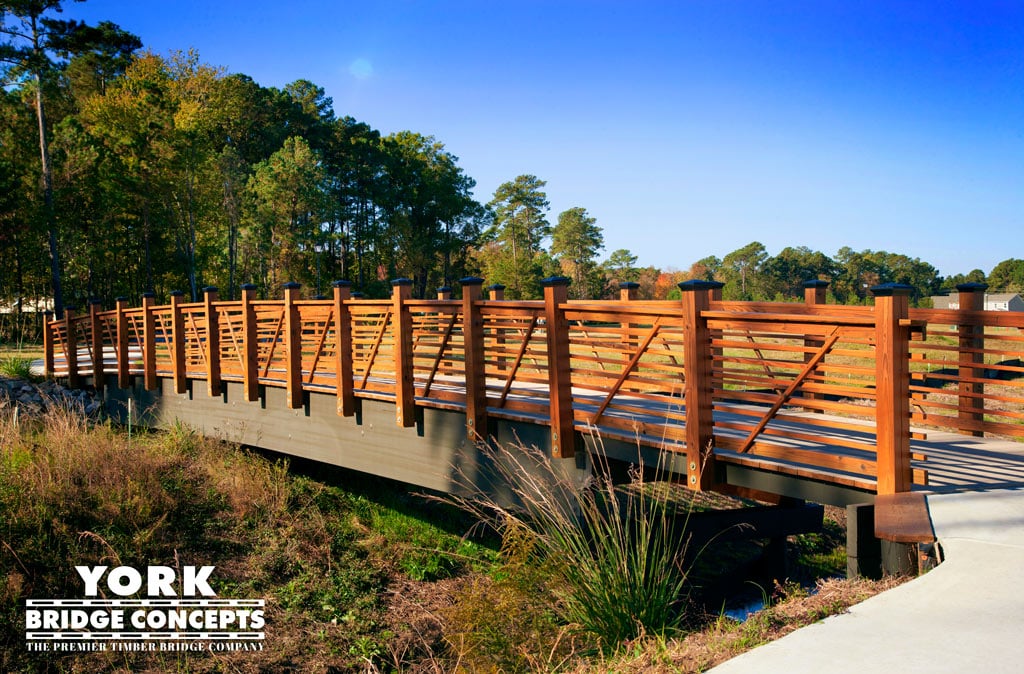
[931,292,1024,312]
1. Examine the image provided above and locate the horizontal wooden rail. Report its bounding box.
[40,280,1024,496]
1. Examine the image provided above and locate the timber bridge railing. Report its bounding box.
[42,278,1024,497]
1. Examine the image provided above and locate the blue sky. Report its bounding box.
[62,1,1023,277]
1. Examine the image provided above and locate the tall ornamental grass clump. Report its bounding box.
[446,442,694,652]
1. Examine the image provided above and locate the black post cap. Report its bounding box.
[239,283,256,291]
[282,282,302,290]
[312,294,327,300]
[487,283,506,291]
[869,283,915,297]
[459,277,485,286]
[202,286,219,294]
[115,296,128,303]
[540,276,571,287]
[89,297,103,305]
[141,292,155,299]
[351,292,365,298]
[331,280,352,288]
[619,282,640,290]
[391,278,413,286]
[437,286,453,293]
[169,290,185,297]
[677,279,720,291]
[802,279,830,289]
[956,282,989,293]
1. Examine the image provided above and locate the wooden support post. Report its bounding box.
[65,306,79,388]
[679,280,716,489]
[392,279,416,427]
[618,281,639,302]
[240,284,259,402]
[461,277,487,441]
[706,281,725,372]
[115,297,129,389]
[170,291,186,394]
[488,284,506,373]
[283,282,303,409]
[542,276,575,459]
[619,281,639,357]
[332,280,355,416]
[43,310,54,378]
[956,282,987,437]
[89,299,104,392]
[871,283,913,495]
[803,280,830,412]
[204,287,221,397]
[142,293,156,391]
[436,286,452,300]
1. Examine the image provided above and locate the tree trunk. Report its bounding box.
[35,74,64,318]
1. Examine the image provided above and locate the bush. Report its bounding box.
[445,442,695,654]
[0,355,35,381]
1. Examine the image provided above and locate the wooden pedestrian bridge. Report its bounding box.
[42,277,1024,562]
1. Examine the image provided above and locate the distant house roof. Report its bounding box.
[930,292,1024,311]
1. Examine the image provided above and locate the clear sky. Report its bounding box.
[61,1,1023,277]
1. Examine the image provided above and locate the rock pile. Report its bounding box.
[0,376,102,417]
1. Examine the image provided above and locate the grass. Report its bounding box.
[442,441,699,656]
[0,386,906,672]
[0,404,497,673]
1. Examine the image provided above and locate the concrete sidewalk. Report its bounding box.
[710,487,1024,673]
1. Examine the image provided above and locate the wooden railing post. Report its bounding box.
[43,310,54,378]
[65,306,79,388]
[240,284,259,402]
[204,287,221,397]
[956,282,987,436]
[619,281,639,357]
[392,278,416,427]
[141,293,157,391]
[679,280,716,489]
[461,277,487,441]
[115,297,129,389]
[437,286,452,300]
[803,279,830,412]
[488,284,506,373]
[542,276,575,459]
[871,283,913,494]
[283,282,303,409]
[332,280,354,416]
[89,299,104,392]
[170,291,187,394]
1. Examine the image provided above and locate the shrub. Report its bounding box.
[444,442,695,653]
[0,355,35,381]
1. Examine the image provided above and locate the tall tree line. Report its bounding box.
[2,3,1015,317]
